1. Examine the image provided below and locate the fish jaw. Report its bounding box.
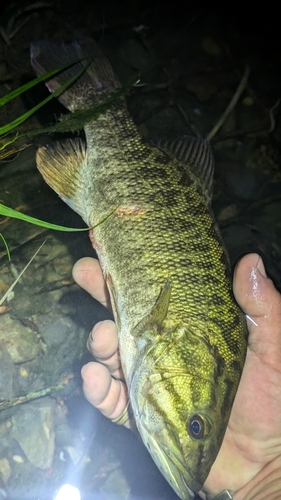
[128,324,231,498]
[138,427,196,499]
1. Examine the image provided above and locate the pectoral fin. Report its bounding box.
[132,280,171,337]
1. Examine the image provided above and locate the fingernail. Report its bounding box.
[90,321,102,338]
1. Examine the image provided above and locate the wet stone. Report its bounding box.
[0,315,40,364]
[39,314,80,347]
[201,36,222,56]
[0,61,8,78]
[221,225,256,263]
[52,254,73,278]
[11,399,55,469]
[0,457,11,484]
[139,106,189,139]
[117,38,156,74]
[222,163,268,201]
[0,347,18,400]
[100,467,131,500]
[0,419,11,438]
[217,204,239,221]
[186,71,227,102]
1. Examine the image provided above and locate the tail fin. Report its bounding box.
[30,36,120,112]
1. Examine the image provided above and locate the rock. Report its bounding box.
[186,71,227,102]
[0,62,8,79]
[11,455,24,464]
[100,467,130,500]
[221,224,256,263]
[0,346,18,399]
[118,39,156,73]
[0,315,40,363]
[222,163,267,201]
[11,399,55,469]
[0,457,11,483]
[217,204,238,221]
[201,36,221,56]
[0,419,11,438]
[243,96,254,106]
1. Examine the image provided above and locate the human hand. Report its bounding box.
[72,254,281,500]
[72,257,129,427]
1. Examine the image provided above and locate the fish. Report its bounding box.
[30,36,248,499]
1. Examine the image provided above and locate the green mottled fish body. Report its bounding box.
[31,37,247,499]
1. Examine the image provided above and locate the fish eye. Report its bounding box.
[188,414,210,440]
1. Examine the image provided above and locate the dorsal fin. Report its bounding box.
[151,136,214,204]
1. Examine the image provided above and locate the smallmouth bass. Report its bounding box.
[30,36,247,499]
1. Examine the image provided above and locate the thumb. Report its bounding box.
[233,253,281,360]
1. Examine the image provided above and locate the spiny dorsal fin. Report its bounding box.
[151,136,214,204]
[132,280,171,337]
[36,138,88,222]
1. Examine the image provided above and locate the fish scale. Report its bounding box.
[31,36,248,499]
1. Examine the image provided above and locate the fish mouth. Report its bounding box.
[143,432,196,499]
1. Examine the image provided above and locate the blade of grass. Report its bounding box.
[0,203,88,231]
[0,58,92,135]
[0,233,11,260]
[0,62,80,108]
[0,66,87,135]
[1,74,135,139]
[0,133,19,151]
[0,78,135,161]
[0,203,117,232]
[0,239,46,306]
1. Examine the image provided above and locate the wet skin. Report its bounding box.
[73,254,281,500]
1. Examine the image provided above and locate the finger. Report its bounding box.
[233,253,281,358]
[81,361,130,428]
[72,257,111,309]
[233,253,281,319]
[88,319,123,379]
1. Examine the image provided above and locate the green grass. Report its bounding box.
[0,60,89,136]
[0,202,88,232]
[0,233,11,260]
[0,61,92,261]
[0,60,132,259]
